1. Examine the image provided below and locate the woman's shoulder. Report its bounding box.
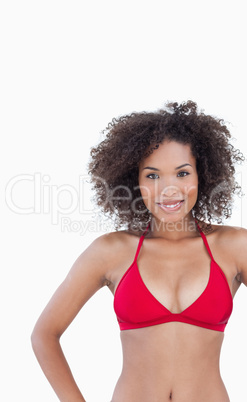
[209,223,247,267]
[90,227,144,265]
[221,224,247,252]
[215,224,247,285]
[95,226,143,244]
[198,221,247,255]
[209,222,247,242]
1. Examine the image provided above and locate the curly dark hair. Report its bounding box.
[87,100,244,231]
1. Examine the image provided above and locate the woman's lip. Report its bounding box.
[157,200,184,206]
[157,200,184,212]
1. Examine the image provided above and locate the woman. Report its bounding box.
[31,101,247,401]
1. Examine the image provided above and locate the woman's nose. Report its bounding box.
[160,185,180,198]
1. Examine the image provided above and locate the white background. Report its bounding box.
[1,1,247,401]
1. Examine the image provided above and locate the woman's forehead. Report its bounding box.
[140,141,195,166]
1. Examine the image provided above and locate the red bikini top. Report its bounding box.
[113,221,233,332]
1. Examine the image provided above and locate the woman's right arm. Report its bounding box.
[31,233,116,402]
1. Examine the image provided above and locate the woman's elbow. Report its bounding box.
[31,322,59,356]
[31,324,45,355]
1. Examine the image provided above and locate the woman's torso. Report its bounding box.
[105,223,241,401]
[113,324,227,402]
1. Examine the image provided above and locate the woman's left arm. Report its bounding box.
[233,227,247,286]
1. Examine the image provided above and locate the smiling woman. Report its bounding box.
[88,101,244,232]
[138,141,198,230]
[31,101,247,402]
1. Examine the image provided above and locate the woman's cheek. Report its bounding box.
[140,184,153,208]
[183,184,198,211]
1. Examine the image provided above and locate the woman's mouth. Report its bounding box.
[157,200,184,212]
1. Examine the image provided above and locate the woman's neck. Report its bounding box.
[148,214,198,241]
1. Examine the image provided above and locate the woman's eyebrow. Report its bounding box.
[142,166,160,171]
[142,163,192,171]
[175,163,192,170]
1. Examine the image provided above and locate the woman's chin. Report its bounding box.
[151,212,193,225]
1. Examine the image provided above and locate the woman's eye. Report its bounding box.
[146,173,159,179]
[177,171,189,177]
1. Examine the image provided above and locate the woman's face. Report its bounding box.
[138,140,198,225]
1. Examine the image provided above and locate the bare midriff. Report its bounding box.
[110,322,230,402]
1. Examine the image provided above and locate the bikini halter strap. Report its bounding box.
[195,220,214,260]
[133,222,150,261]
[134,220,214,262]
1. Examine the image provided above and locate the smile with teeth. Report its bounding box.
[162,201,181,208]
[157,200,184,211]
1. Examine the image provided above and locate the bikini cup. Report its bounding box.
[113,221,233,331]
